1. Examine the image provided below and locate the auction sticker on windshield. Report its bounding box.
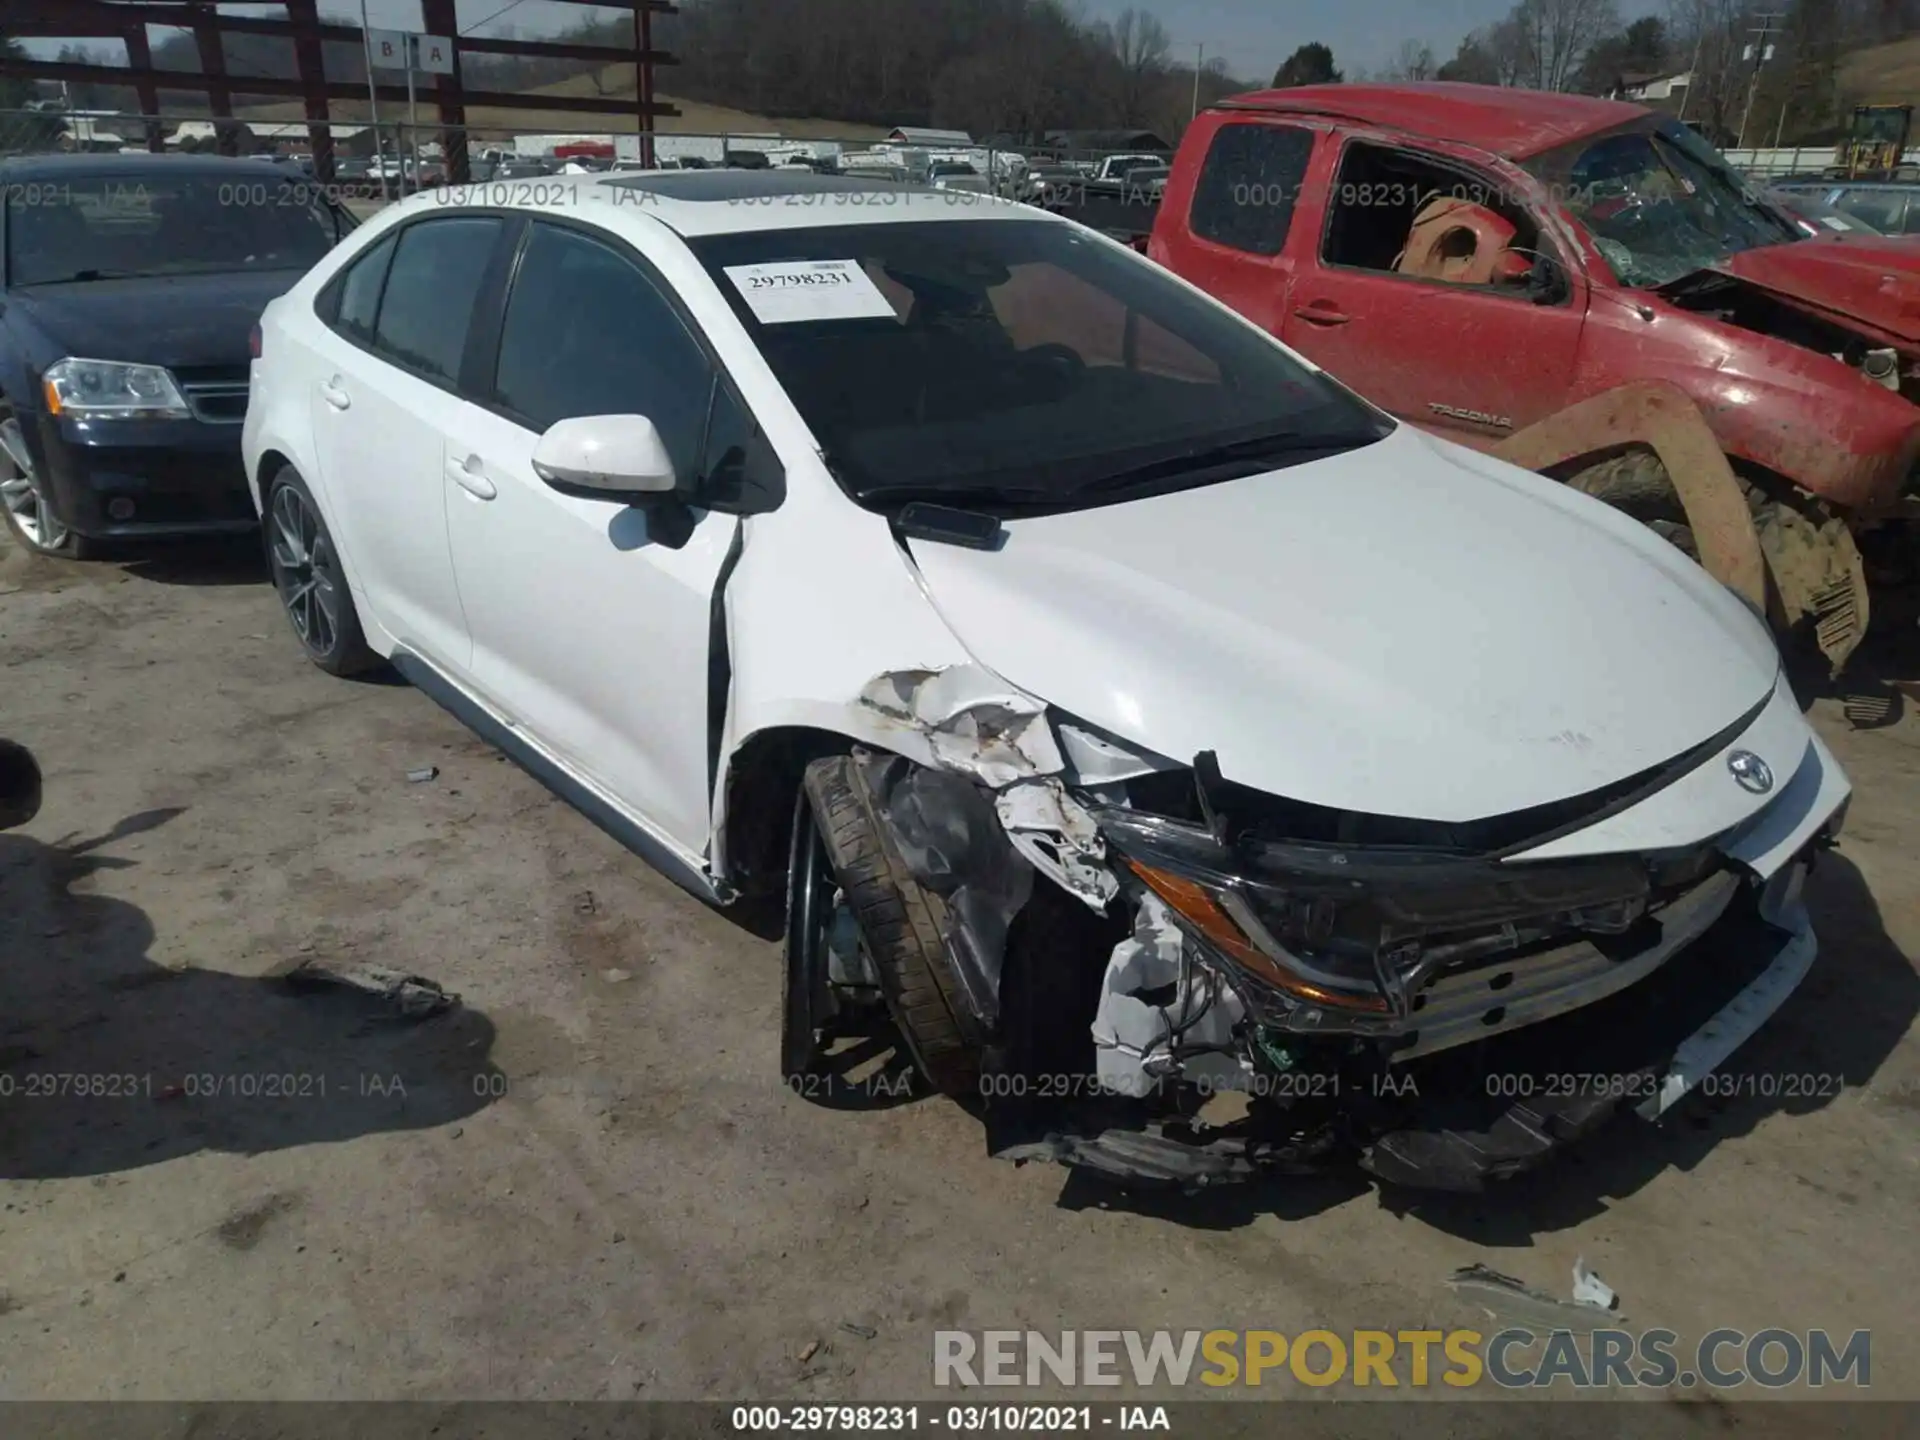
[724,259,898,324]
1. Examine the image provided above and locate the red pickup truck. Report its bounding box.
[1147,83,1920,668]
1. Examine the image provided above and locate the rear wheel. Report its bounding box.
[265,466,380,677]
[0,407,96,559]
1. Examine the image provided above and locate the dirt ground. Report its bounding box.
[1,530,1917,1414]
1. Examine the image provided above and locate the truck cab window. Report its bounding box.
[1323,142,1542,293]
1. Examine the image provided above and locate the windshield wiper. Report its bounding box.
[856,480,1061,507]
[1071,427,1386,498]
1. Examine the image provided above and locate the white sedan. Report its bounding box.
[244,170,1850,1192]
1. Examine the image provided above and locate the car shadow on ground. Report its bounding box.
[0,810,503,1180]
[1792,587,1920,729]
[1052,851,1915,1238]
[114,535,269,588]
[796,1026,925,1111]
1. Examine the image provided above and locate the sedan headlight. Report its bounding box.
[43,358,191,421]
[1098,808,1650,1028]
[1110,826,1395,1019]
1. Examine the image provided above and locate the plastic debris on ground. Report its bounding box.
[277,958,458,1021]
[1448,1260,1626,1330]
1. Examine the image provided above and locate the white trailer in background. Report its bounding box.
[614,133,728,167]
[761,139,845,167]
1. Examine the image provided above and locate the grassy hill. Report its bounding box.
[235,64,887,142]
[1837,35,1920,106]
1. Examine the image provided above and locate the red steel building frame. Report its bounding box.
[0,0,677,180]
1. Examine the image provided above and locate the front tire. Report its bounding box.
[0,407,97,559]
[799,756,985,1097]
[264,466,379,677]
[782,785,837,1082]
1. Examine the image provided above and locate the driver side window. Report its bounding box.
[491,222,715,484]
[1323,141,1548,296]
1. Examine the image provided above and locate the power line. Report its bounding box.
[460,0,532,36]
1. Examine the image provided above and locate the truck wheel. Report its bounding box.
[1491,382,1767,617]
[1564,449,1698,558]
[1565,450,1871,673]
[798,756,983,1097]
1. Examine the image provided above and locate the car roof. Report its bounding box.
[428,169,1050,238]
[0,151,293,182]
[1214,82,1647,160]
[604,170,908,203]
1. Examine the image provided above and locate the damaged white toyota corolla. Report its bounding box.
[244,171,1850,1193]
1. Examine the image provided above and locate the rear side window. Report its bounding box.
[1189,123,1315,256]
[372,217,502,383]
[491,222,714,481]
[332,233,395,343]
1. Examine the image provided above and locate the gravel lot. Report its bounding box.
[1,530,1917,1411]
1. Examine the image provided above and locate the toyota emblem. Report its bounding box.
[1727,750,1774,795]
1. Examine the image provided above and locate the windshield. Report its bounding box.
[691,218,1388,512]
[1527,120,1800,287]
[1856,107,1910,143]
[5,174,341,286]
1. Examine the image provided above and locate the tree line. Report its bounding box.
[12,0,1248,146]
[1273,0,1920,147]
[14,0,1920,151]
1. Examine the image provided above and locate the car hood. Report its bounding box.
[903,426,1781,822]
[1710,237,1920,341]
[9,269,303,370]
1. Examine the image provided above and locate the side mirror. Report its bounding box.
[532,415,678,504]
[0,739,43,831]
[1527,252,1570,304]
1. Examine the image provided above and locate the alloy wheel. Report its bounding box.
[0,416,70,552]
[783,794,841,1080]
[269,484,340,656]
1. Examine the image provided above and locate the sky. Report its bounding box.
[24,0,1663,86]
[1076,0,1527,78]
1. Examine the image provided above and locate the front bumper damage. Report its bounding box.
[842,667,1848,1194]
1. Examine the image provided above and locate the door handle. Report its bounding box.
[320,378,351,410]
[1292,300,1353,326]
[447,454,497,501]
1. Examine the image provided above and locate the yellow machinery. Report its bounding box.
[1836,103,1913,178]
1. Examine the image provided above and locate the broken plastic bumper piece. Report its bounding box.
[1360,860,1816,1192]
[1636,860,1815,1119]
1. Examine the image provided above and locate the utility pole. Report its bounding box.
[1191,42,1204,122]
[1736,13,1781,150]
[1677,32,1703,122]
[405,35,421,195]
[358,0,389,202]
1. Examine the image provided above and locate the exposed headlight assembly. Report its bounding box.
[1097,808,1650,1033]
[43,358,191,421]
